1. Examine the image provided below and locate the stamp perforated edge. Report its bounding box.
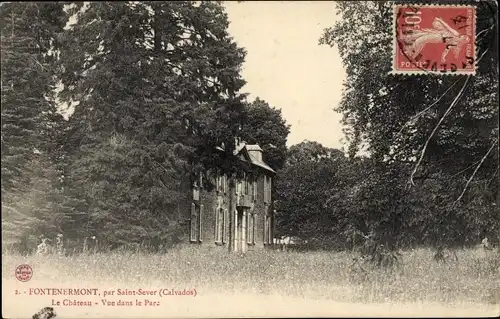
[389,3,478,76]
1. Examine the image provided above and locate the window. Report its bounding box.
[190,203,203,242]
[215,207,224,243]
[264,176,269,203]
[253,214,257,244]
[223,209,228,243]
[190,203,198,242]
[268,177,272,202]
[193,187,200,201]
[193,173,203,201]
[243,174,249,195]
[238,180,242,195]
[247,212,256,245]
[252,180,257,201]
[264,176,272,203]
[264,214,270,245]
[222,175,227,193]
[216,172,223,192]
[264,206,272,245]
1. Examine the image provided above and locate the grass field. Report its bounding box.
[2,246,499,317]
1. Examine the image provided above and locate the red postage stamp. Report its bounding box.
[393,4,476,75]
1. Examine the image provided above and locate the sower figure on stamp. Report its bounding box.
[400,17,470,63]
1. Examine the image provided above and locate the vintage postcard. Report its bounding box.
[1,1,499,318]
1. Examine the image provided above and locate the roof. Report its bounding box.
[214,141,275,174]
[245,144,263,152]
[245,146,275,173]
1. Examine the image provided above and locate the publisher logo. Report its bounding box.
[15,264,33,282]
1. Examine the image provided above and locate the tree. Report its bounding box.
[320,1,498,178]
[58,1,249,249]
[239,97,290,171]
[1,2,66,196]
[1,3,73,252]
[275,142,346,247]
[286,140,343,166]
[321,2,498,167]
[2,154,76,252]
[320,1,498,246]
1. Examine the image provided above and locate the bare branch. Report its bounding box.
[453,139,498,205]
[486,166,499,187]
[409,75,471,186]
[450,157,484,178]
[476,23,495,40]
[476,47,490,64]
[399,42,489,142]
[31,57,46,71]
[396,78,461,137]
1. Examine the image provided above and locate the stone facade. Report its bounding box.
[188,143,275,252]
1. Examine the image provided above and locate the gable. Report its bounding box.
[237,145,275,174]
[215,141,276,174]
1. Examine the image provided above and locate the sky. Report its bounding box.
[224,1,347,149]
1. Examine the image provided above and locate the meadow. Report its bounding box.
[2,246,499,317]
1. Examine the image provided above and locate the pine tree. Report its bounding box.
[58,2,248,249]
[1,3,71,252]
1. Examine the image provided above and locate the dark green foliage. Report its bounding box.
[1,2,291,252]
[57,2,250,249]
[1,3,65,195]
[240,97,291,171]
[297,0,500,250]
[275,1,498,252]
[275,142,346,245]
[1,3,76,252]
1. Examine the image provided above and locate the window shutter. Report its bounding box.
[253,214,256,244]
[264,176,267,203]
[253,181,257,201]
[268,215,272,244]
[269,177,272,202]
[199,204,203,242]
[216,208,224,243]
[223,208,228,244]
[220,209,224,243]
[264,214,268,244]
[214,207,219,241]
[247,213,255,245]
[216,172,220,192]
[246,213,251,244]
[190,203,196,242]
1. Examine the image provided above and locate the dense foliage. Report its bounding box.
[274,1,498,250]
[1,2,289,252]
[2,1,497,254]
[0,3,79,251]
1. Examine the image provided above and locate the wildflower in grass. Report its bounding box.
[36,238,51,255]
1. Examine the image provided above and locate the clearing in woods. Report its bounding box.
[2,247,499,318]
